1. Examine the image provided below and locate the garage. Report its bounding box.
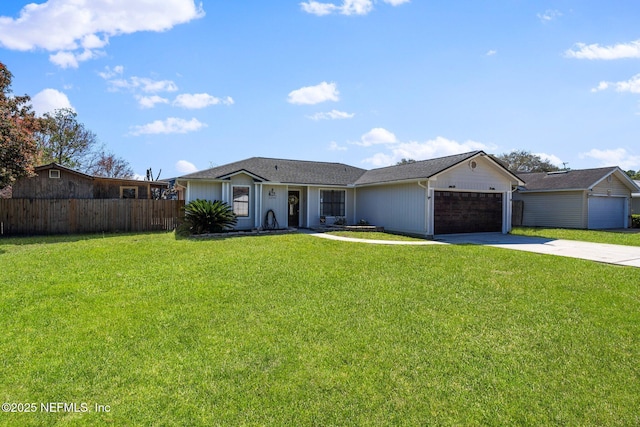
[434,191,502,234]
[588,197,625,229]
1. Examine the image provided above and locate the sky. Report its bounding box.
[2,0,640,179]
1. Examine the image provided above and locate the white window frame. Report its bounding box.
[232,185,250,217]
[319,189,346,217]
[49,169,61,179]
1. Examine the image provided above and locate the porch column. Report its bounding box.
[426,182,435,236]
[503,190,512,234]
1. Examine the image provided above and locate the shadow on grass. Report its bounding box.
[176,228,299,242]
[0,231,175,247]
[435,233,556,245]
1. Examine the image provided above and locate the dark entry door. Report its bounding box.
[288,191,300,228]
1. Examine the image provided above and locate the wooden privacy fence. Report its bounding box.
[0,199,184,236]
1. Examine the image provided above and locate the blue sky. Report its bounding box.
[2,0,640,179]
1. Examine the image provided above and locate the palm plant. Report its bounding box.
[179,199,237,235]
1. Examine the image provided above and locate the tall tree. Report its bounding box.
[88,151,134,178]
[496,150,560,173]
[0,62,39,187]
[35,108,98,170]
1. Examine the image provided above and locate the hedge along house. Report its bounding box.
[513,167,640,229]
[177,151,524,237]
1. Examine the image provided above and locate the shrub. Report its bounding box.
[632,214,640,229]
[333,217,347,226]
[178,199,237,235]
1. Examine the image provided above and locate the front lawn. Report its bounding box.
[512,226,640,246]
[1,232,638,425]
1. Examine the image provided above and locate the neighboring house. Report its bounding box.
[177,151,523,237]
[633,180,640,215]
[11,163,168,199]
[513,167,640,229]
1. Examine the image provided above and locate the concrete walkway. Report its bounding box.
[305,230,640,268]
[305,230,444,246]
[435,233,640,268]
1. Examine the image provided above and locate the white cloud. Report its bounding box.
[0,0,205,67]
[362,136,493,166]
[108,76,179,93]
[31,88,74,116]
[307,109,355,120]
[176,160,198,174]
[288,82,339,105]
[129,117,207,136]
[300,0,408,16]
[591,74,640,94]
[581,148,640,170]
[328,141,348,151]
[384,0,410,5]
[537,9,562,23]
[98,65,124,80]
[534,152,564,168]
[137,95,170,109]
[565,40,640,60]
[362,152,395,167]
[353,128,398,147]
[173,93,234,109]
[300,1,339,16]
[486,49,497,56]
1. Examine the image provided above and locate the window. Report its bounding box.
[49,170,60,179]
[320,190,345,216]
[233,186,250,217]
[120,186,138,199]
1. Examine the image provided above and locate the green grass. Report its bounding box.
[1,232,639,425]
[512,226,640,247]
[326,231,425,241]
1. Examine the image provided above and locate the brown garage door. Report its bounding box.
[434,191,502,234]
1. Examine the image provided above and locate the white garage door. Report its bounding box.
[588,197,625,229]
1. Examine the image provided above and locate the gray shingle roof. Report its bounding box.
[354,151,486,185]
[517,167,622,191]
[180,157,367,186]
[179,151,523,187]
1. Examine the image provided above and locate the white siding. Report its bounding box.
[592,174,633,197]
[306,187,355,227]
[187,181,222,202]
[261,185,288,229]
[514,191,586,228]
[356,182,427,235]
[434,156,513,192]
[307,187,321,227]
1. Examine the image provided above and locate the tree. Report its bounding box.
[35,108,99,170]
[625,170,640,180]
[0,62,39,187]
[496,150,560,173]
[88,151,134,178]
[396,158,416,165]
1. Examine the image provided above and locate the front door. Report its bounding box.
[288,191,300,228]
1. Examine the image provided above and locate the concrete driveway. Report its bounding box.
[435,233,640,268]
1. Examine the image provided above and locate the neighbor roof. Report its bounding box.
[517,167,639,192]
[179,157,367,186]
